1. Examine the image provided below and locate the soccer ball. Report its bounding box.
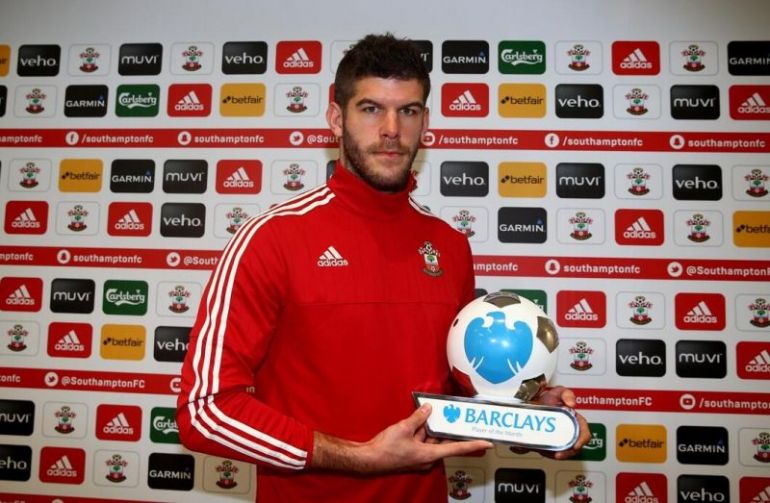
[447,291,559,402]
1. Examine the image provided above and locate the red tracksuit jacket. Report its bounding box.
[177,162,475,502]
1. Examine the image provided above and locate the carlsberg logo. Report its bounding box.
[105,288,146,306]
[103,280,148,315]
[118,92,157,109]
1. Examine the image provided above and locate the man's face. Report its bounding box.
[327,77,429,192]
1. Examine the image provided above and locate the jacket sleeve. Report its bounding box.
[176,216,315,471]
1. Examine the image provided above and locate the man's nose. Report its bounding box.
[380,110,400,138]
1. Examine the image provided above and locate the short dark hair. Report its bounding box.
[333,33,430,108]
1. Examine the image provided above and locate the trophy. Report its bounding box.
[413,291,579,451]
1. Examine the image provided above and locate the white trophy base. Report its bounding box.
[413,392,579,451]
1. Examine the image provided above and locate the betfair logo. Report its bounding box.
[498,162,546,197]
[59,159,103,192]
[220,83,265,116]
[100,324,146,360]
[734,211,770,247]
[0,45,10,76]
[498,84,546,118]
[616,424,667,463]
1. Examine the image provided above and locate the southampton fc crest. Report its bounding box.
[418,241,443,277]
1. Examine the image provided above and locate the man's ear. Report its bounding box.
[326,101,343,138]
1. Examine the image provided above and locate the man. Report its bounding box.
[177,33,589,502]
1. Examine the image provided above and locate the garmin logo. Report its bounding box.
[442,40,490,74]
[147,453,195,490]
[111,159,155,193]
[676,426,729,465]
[728,41,770,75]
[616,339,666,377]
[64,85,108,117]
[498,207,547,244]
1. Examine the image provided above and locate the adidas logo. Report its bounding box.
[622,217,656,239]
[750,484,770,502]
[224,166,255,189]
[684,301,718,324]
[745,349,770,374]
[621,48,652,70]
[5,284,35,306]
[739,92,770,114]
[626,481,660,503]
[55,329,85,352]
[317,246,348,267]
[283,48,314,69]
[47,455,78,478]
[102,412,134,435]
[450,90,481,111]
[114,209,145,231]
[11,207,41,229]
[565,298,599,321]
[174,90,204,112]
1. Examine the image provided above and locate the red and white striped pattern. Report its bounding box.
[186,184,334,470]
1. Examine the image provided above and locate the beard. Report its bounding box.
[342,127,419,192]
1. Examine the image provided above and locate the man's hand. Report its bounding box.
[311,404,493,473]
[513,385,591,460]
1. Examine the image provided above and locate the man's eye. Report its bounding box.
[402,108,420,116]
[362,106,379,113]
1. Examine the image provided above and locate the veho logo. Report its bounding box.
[677,475,729,503]
[0,444,32,481]
[222,41,267,74]
[154,326,190,363]
[160,203,206,237]
[555,84,604,118]
[616,339,666,377]
[17,45,61,76]
[440,161,489,197]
